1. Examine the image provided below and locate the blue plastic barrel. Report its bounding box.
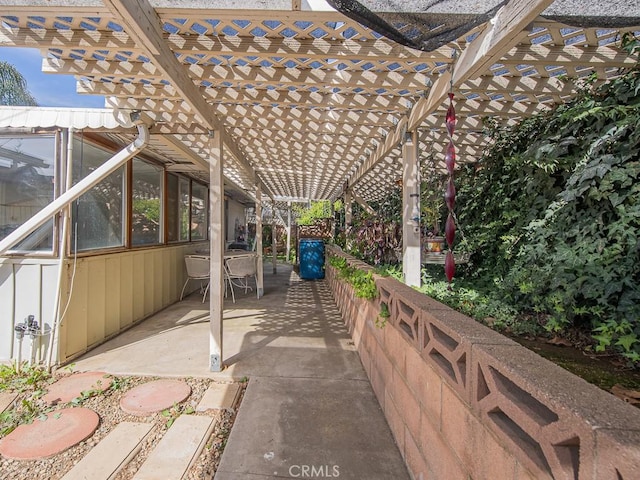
[299,238,325,280]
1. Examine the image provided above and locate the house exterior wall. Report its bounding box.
[0,258,59,364]
[0,242,206,365]
[325,246,640,480]
[226,199,246,244]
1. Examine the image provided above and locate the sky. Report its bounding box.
[0,47,105,108]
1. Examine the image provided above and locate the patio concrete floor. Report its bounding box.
[71,262,410,479]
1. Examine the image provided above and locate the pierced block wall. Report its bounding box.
[325,247,640,480]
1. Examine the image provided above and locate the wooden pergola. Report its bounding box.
[1,0,637,204]
[1,0,638,369]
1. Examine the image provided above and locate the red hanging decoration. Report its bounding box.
[445,213,456,248]
[446,92,456,136]
[445,141,456,173]
[445,250,455,283]
[444,178,456,211]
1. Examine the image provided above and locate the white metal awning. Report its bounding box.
[0,106,135,129]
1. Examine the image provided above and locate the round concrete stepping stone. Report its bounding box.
[43,371,113,405]
[120,379,191,416]
[0,407,99,460]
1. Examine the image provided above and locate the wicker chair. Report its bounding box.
[224,255,257,303]
[180,255,210,303]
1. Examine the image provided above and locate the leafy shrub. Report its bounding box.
[455,55,640,363]
[328,255,378,299]
[345,220,402,266]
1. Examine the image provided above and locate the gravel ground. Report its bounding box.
[0,373,244,480]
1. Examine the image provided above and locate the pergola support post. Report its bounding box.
[256,185,264,298]
[272,202,277,274]
[402,130,421,287]
[208,130,224,372]
[286,202,292,263]
[345,189,353,228]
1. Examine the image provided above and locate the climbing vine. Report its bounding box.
[455,39,640,363]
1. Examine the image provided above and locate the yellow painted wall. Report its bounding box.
[0,243,206,364]
[58,244,203,363]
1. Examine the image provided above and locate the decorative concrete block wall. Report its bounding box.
[325,247,640,480]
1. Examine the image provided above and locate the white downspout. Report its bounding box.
[0,124,150,256]
[46,127,74,370]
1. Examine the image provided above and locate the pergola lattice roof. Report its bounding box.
[0,0,638,206]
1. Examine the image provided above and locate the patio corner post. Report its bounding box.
[209,129,224,372]
[286,201,292,263]
[272,201,277,274]
[402,130,421,287]
[256,185,264,298]
[345,189,352,227]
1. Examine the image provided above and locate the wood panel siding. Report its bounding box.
[0,243,204,364]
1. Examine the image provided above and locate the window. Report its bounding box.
[167,173,190,242]
[190,182,208,240]
[131,158,163,246]
[72,138,125,251]
[0,135,56,252]
[1,133,211,254]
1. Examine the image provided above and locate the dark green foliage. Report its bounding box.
[455,57,640,363]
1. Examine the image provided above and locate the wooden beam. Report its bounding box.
[74,65,429,93]
[105,96,399,127]
[459,74,574,95]
[501,44,637,67]
[0,27,134,51]
[409,0,555,134]
[255,185,264,298]
[451,0,556,85]
[348,0,554,189]
[242,143,355,157]
[352,192,375,215]
[232,129,369,147]
[1,27,445,67]
[153,134,209,171]
[102,0,221,131]
[170,35,442,62]
[71,0,263,193]
[80,82,413,111]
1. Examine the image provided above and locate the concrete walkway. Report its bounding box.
[72,263,409,479]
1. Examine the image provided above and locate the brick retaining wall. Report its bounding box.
[325,246,640,480]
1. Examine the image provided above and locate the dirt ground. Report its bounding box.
[0,372,244,480]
